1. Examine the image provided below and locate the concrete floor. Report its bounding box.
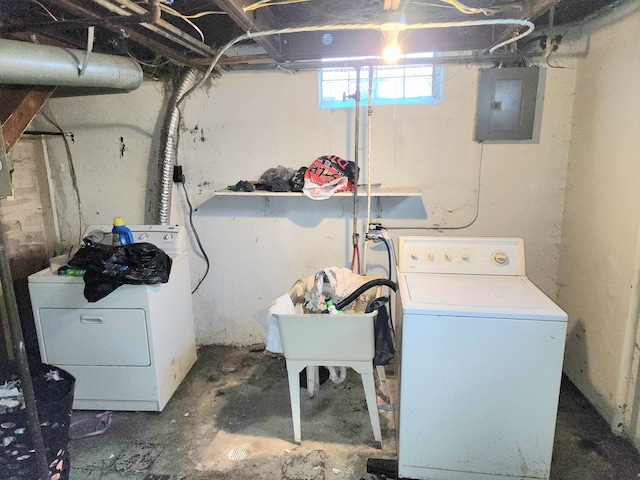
[66,344,640,480]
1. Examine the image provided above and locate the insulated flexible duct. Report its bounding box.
[156,67,198,225]
[0,39,142,89]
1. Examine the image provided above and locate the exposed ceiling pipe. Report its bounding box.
[0,39,143,90]
[223,51,545,71]
[545,5,556,58]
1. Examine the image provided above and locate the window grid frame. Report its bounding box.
[318,62,443,110]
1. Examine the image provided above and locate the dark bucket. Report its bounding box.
[0,361,75,480]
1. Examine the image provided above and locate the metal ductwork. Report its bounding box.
[0,39,143,90]
[156,67,198,225]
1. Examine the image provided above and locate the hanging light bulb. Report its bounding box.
[380,11,406,64]
[383,30,401,63]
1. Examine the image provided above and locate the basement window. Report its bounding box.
[319,54,442,109]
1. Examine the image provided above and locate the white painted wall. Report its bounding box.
[42,53,575,346]
[35,82,170,245]
[557,1,640,448]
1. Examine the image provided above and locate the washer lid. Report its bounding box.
[398,273,567,321]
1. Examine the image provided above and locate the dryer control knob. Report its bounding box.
[410,253,418,260]
[164,234,174,241]
[493,251,509,265]
[444,253,452,262]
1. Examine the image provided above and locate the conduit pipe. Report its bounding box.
[363,66,374,275]
[613,221,640,435]
[156,67,198,225]
[346,66,362,274]
[0,39,142,89]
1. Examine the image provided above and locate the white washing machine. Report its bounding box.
[28,225,197,412]
[395,236,567,480]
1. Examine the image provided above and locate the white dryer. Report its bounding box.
[28,225,197,412]
[395,236,567,480]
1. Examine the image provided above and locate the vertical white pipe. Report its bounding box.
[41,137,61,244]
[613,221,640,434]
[363,67,374,275]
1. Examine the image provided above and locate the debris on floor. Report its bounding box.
[66,344,640,480]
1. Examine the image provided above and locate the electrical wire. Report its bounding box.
[30,0,58,21]
[244,0,310,12]
[159,4,205,42]
[167,9,227,19]
[127,50,171,68]
[425,143,483,230]
[389,142,484,231]
[439,0,513,16]
[546,49,564,69]
[409,1,459,9]
[176,18,536,106]
[177,180,210,294]
[171,95,210,293]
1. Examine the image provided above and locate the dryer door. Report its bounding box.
[38,308,150,366]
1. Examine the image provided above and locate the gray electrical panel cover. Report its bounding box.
[474,66,539,142]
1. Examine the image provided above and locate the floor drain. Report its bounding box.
[227,448,247,461]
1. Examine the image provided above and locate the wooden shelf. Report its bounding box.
[213,186,422,198]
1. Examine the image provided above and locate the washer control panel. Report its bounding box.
[398,236,525,276]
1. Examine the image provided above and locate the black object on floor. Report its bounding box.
[0,361,75,480]
[366,458,398,479]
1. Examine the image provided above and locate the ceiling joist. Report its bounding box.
[0,0,626,76]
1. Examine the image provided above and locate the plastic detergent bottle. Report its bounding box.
[325,298,344,314]
[112,217,134,246]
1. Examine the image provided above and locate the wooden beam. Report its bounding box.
[51,0,208,68]
[213,0,283,61]
[521,0,560,21]
[0,86,54,153]
[210,54,274,65]
[89,0,217,58]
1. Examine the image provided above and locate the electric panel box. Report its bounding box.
[474,66,539,142]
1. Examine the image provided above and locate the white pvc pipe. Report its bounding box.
[327,366,348,384]
[363,67,374,275]
[613,221,640,434]
[0,39,142,89]
[179,18,536,105]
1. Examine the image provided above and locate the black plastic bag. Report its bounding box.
[258,165,296,192]
[290,166,307,192]
[68,238,172,302]
[366,297,395,367]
